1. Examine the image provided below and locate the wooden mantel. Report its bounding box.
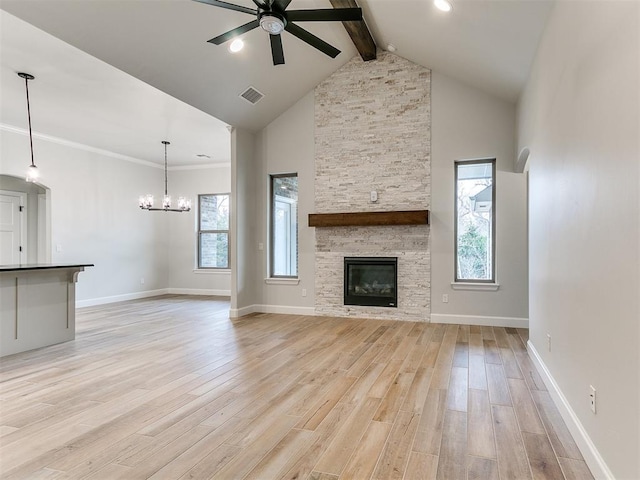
[308,210,429,228]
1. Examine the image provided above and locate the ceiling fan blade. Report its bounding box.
[208,19,259,44]
[251,0,268,8]
[272,0,293,11]
[287,8,362,22]
[285,23,340,58]
[270,34,285,65]
[192,0,257,16]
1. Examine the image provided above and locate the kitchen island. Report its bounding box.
[0,263,92,357]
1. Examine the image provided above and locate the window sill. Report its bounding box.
[265,277,300,285]
[451,282,500,291]
[193,269,231,275]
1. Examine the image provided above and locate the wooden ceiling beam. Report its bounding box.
[330,0,376,61]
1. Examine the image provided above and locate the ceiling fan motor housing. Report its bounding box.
[259,11,286,35]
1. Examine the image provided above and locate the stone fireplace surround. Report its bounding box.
[313,51,431,322]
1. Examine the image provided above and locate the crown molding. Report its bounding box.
[0,123,230,170]
[169,163,230,171]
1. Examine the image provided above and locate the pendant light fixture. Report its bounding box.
[18,72,39,183]
[139,141,191,212]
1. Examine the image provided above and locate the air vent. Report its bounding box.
[239,86,264,105]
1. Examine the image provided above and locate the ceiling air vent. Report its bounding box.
[239,86,264,105]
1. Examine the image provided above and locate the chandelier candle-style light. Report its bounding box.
[18,72,39,182]
[139,141,191,212]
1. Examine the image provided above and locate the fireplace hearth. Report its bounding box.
[344,257,397,307]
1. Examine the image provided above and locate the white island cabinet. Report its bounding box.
[0,264,92,357]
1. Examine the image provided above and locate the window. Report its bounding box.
[270,174,298,277]
[455,159,495,282]
[198,194,229,269]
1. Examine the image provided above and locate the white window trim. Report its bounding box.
[451,282,500,291]
[193,269,231,275]
[265,277,300,285]
[270,173,298,278]
[198,193,230,270]
[454,158,496,284]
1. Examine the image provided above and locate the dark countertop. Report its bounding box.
[0,263,94,272]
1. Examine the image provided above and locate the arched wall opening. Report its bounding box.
[0,174,51,264]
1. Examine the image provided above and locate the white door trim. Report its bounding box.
[0,189,27,264]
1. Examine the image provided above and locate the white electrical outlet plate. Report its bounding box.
[302,288,307,297]
[442,294,449,303]
[140,277,145,285]
[370,190,378,202]
[589,385,596,413]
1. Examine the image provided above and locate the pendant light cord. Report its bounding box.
[23,76,35,168]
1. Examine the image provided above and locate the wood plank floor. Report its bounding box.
[0,295,594,479]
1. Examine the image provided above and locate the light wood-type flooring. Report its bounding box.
[0,295,594,479]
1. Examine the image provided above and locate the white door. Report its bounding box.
[0,193,26,265]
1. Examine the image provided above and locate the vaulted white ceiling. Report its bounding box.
[0,11,231,167]
[0,0,554,165]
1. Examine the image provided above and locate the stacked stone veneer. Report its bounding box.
[314,51,431,322]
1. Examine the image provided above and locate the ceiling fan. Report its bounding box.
[194,0,362,65]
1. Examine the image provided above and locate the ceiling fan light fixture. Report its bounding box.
[198,0,357,65]
[259,13,285,35]
[434,0,452,12]
[229,38,244,53]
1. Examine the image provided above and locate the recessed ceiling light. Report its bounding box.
[387,44,397,52]
[434,0,452,12]
[229,38,244,53]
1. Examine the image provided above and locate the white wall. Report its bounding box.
[517,1,639,478]
[0,129,168,302]
[167,165,231,296]
[427,71,528,325]
[254,92,316,313]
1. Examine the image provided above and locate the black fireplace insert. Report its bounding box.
[344,257,397,307]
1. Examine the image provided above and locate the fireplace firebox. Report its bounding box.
[344,257,397,307]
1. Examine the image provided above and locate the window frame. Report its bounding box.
[197,193,230,270]
[269,173,298,279]
[454,158,496,283]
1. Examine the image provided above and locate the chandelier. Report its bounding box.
[139,141,191,212]
[18,72,39,183]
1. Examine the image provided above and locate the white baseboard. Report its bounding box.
[168,288,230,297]
[229,305,256,318]
[256,304,316,316]
[229,304,316,318]
[527,341,613,480]
[430,313,528,328]
[76,289,169,308]
[77,288,231,308]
